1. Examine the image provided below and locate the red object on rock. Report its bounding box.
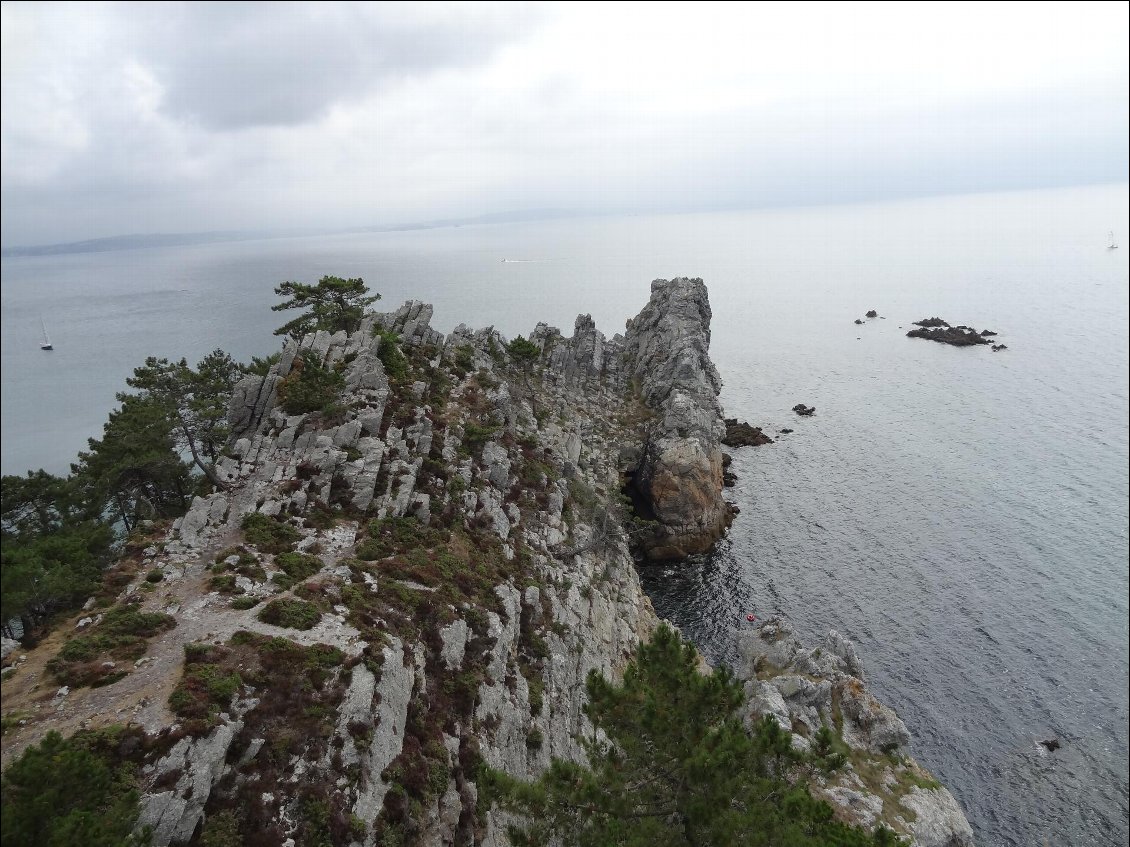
[746,614,756,622]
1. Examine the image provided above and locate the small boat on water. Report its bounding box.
[40,319,53,350]
[1109,231,1119,250]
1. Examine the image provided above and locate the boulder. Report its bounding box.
[722,418,774,448]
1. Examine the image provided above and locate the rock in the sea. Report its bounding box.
[792,404,815,416]
[865,310,879,318]
[854,318,864,325]
[991,344,1008,352]
[1039,738,1060,752]
[722,418,773,448]
[779,427,794,434]
[623,278,731,559]
[906,320,991,347]
[980,329,997,336]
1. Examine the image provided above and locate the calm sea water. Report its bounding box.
[2,184,1127,846]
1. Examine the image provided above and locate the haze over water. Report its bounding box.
[2,183,1127,846]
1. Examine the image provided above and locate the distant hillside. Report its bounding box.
[1,209,578,258]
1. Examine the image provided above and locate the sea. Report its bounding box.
[2,183,1127,847]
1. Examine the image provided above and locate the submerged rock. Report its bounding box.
[792,403,816,416]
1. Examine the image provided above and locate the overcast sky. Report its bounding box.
[2,1,1127,247]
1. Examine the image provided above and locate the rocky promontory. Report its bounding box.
[1,278,973,847]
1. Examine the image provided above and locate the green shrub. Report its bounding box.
[208,573,242,594]
[354,538,391,561]
[145,568,163,583]
[461,421,499,456]
[525,727,543,749]
[47,604,176,687]
[169,658,242,722]
[199,809,242,847]
[241,512,301,554]
[275,551,323,581]
[376,331,409,384]
[272,572,296,591]
[258,598,321,630]
[230,597,259,610]
[276,350,346,414]
[98,605,176,638]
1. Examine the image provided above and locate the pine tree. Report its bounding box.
[71,394,192,532]
[124,350,245,489]
[271,275,380,340]
[483,624,901,847]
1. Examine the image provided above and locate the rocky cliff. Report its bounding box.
[0,278,972,847]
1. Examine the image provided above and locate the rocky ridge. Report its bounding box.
[1,278,973,847]
[738,618,974,847]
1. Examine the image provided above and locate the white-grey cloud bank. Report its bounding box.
[2,1,1126,247]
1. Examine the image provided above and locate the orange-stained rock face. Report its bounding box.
[635,441,731,559]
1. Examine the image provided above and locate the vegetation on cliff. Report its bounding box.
[485,624,901,846]
[1,727,152,847]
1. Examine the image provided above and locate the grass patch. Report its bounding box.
[257,598,322,630]
[47,604,176,687]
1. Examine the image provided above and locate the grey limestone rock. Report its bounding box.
[137,719,242,845]
[621,279,730,559]
[902,786,977,847]
[737,618,972,846]
[440,619,469,670]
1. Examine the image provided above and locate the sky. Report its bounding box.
[1,1,1127,247]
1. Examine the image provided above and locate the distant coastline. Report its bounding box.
[0,208,578,258]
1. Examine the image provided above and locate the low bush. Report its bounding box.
[258,598,321,630]
[241,513,301,554]
[47,604,176,687]
[275,551,323,581]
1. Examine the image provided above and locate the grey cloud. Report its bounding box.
[142,3,532,130]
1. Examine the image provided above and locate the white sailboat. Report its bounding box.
[40,319,53,350]
[1108,231,1118,250]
